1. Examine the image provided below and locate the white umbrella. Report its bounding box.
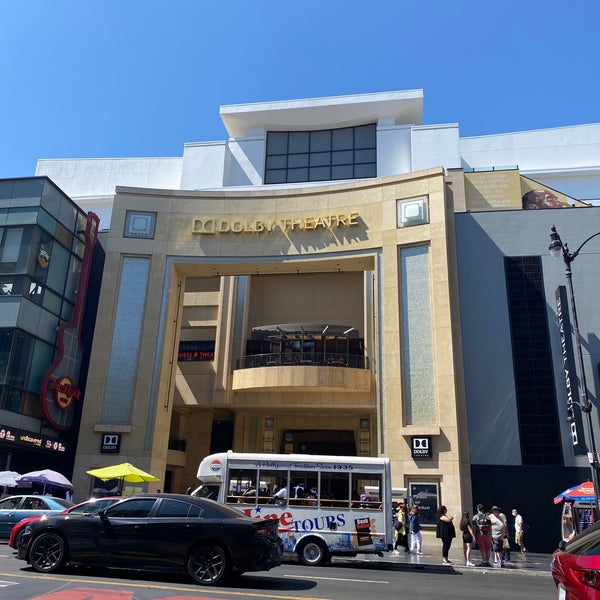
[16,469,73,494]
[0,470,20,487]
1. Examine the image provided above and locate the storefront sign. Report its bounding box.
[0,425,67,453]
[408,482,439,525]
[191,212,359,234]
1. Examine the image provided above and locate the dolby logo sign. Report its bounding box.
[411,436,432,459]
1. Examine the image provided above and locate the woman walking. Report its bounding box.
[408,505,423,555]
[436,505,456,564]
[459,511,476,566]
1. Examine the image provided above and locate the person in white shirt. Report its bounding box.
[272,485,288,506]
[512,508,527,554]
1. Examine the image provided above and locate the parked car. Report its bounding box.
[9,496,122,548]
[552,518,600,598]
[0,495,73,538]
[17,493,282,586]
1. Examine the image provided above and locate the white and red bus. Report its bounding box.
[193,451,394,565]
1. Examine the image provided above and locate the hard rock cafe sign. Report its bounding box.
[40,212,99,430]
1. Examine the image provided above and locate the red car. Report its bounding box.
[9,497,122,548]
[552,519,600,599]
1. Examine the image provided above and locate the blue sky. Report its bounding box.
[1,0,598,179]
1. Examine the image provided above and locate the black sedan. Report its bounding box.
[17,493,282,585]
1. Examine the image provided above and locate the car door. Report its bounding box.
[0,496,25,538]
[138,498,210,569]
[92,497,157,568]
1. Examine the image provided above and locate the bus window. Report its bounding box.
[289,471,307,505]
[227,468,257,503]
[320,471,350,508]
[353,473,383,510]
[258,469,288,506]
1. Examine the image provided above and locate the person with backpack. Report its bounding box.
[472,503,493,566]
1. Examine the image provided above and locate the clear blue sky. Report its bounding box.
[1,0,598,179]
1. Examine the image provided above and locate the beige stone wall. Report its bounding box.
[71,168,470,519]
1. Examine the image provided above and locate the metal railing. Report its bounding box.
[236,352,369,370]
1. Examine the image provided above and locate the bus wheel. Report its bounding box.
[298,539,329,566]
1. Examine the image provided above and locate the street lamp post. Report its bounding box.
[549,225,600,507]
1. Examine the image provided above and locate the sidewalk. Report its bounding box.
[340,541,553,576]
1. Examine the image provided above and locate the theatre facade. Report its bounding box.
[72,166,472,512]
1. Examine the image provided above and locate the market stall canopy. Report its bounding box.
[0,470,20,487]
[554,481,595,504]
[86,463,160,483]
[16,469,73,494]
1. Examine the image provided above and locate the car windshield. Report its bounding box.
[565,519,600,555]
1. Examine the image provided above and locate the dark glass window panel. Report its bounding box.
[310,152,330,167]
[332,165,354,179]
[504,256,562,466]
[310,130,331,152]
[6,330,34,387]
[266,155,287,170]
[288,154,309,168]
[0,385,23,413]
[332,150,353,165]
[332,127,353,150]
[0,329,13,381]
[309,166,331,181]
[288,131,309,153]
[355,163,377,178]
[287,168,308,183]
[267,132,288,154]
[355,148,377,164]
[264,170,286,184]
[355,124,376,148]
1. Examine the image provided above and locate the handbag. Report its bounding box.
[503,537,510,550]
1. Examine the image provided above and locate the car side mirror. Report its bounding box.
[558,539,567,551]
[98,510,107,520]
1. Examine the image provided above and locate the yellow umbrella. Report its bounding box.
[86,462,160,484]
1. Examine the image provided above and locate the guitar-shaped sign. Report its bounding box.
[40,212,100,430]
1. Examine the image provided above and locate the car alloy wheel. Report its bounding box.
[299,539,329,566]
[29,532,66,573]
[187,542,230,585]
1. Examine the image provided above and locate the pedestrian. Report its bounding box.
[472,503,493,567]
[436,505,456,564]
[512,508,527,554]
[499,509,511,564]
[489,506,506,567]
[408,505,423,555]
[392,501,409,553]
[459,511,476,566]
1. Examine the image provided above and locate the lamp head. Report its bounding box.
[549,225,563,258]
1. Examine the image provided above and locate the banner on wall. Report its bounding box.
[464,170,586,212]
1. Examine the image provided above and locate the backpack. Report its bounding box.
[474,512,491,534]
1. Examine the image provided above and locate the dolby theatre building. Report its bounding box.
[36,90,600,542]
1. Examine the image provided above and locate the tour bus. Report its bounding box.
[193,451,394,566]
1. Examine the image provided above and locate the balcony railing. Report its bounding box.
[236,352,369,370]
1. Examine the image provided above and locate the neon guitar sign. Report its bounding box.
[40,212,99,430]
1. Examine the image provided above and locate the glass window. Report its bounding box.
[288,154,309,168]
[355,124,376,148]
[107,498,156,518]
[310,131,331,152]
[0,275,24,296]
[265,124,376,184]
[309,166,330,181]
[268,132,288,154]
[45,242,69,295]
[289,131,309,153]
[6,331,34,387]
[156,499,196,518]
[227,468,258,504]
[27,339,55,392]
[0,386,23,413]
[332,128,353,150]
[332,150,353,165]
[0,329,13,381]
[6,207,38,225]
[266,155,287,170]
[352,472,383,510]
